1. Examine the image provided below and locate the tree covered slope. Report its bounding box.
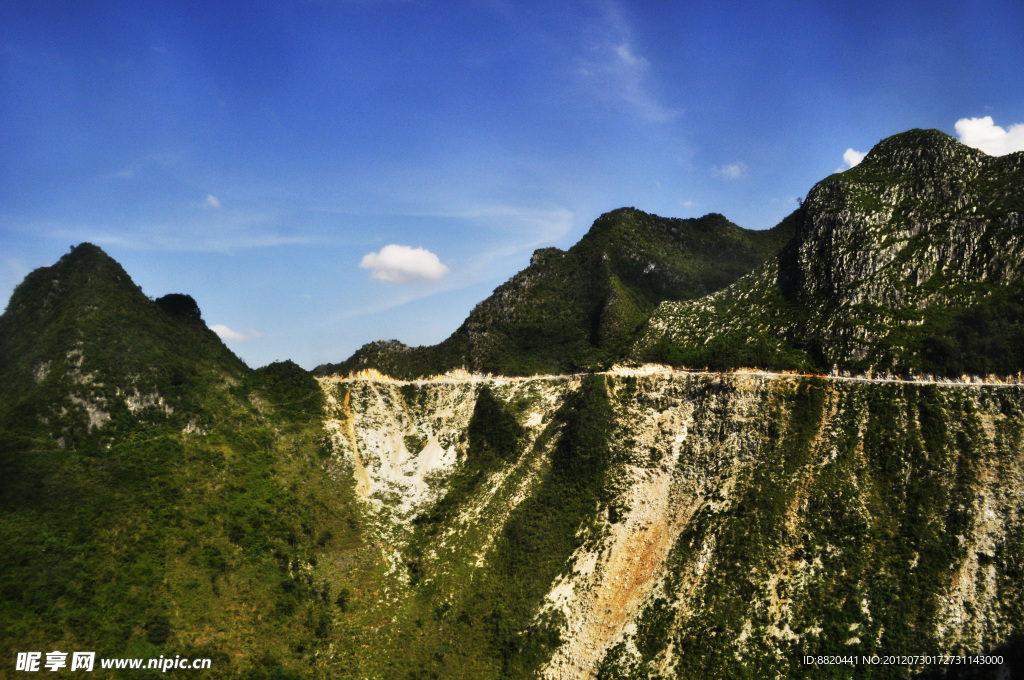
[0,245,383,679]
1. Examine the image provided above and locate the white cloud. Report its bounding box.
[713,162,747,180]
[204,194,222,209]
[360,244,450,284]
[210,324,263,342]
[955,116,1024,156]
[842,148,867,169]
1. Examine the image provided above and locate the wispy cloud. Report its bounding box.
[955,116,1024,156]
[713,162,748,179]
[105,150,188,183]
[443,206,574,245]
[66,230,313,253]
[360,245,450,284]
[204,194,222,209]
[576,4,680,122]
[210,324,263,342]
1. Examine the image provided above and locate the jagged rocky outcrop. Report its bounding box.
[316,209,792,378]
[320,369,1024,679]
[635,130,1024,376]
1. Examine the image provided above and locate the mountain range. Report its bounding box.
[319,129,1024,380]
[1,129,1023,679]
[316,209,792,378]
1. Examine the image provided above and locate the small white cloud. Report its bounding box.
[842,148,867,169]
[204,194,222,209]
[955,116,1024,156]
[360,244,450,284]
[210,324,262,342]
[713,162,748,180]
[679,200,695,208]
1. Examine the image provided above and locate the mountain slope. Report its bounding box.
[4,126,1024,680]
[0,245,383,679]
[316,208,793,378]
[635,129,1024,376]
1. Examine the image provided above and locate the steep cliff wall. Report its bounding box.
[321,369,1024,679]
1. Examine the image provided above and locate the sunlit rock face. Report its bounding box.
[323,369,1024,679]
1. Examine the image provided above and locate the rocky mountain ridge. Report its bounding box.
[316,208,792,378]
[319,129,1024,381]
[635,129,1024,376]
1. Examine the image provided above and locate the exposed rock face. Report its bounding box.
[320,369,1024,679]
[321,374,578,577]
[793,130,1024,308]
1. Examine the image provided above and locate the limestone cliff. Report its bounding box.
[320,368,1024,679]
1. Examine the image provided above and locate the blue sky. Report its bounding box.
[2,0,1023,369]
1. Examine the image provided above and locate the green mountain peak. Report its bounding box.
[317,207,794,378]
[637,128,1024,376]
[0,243,247,448]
